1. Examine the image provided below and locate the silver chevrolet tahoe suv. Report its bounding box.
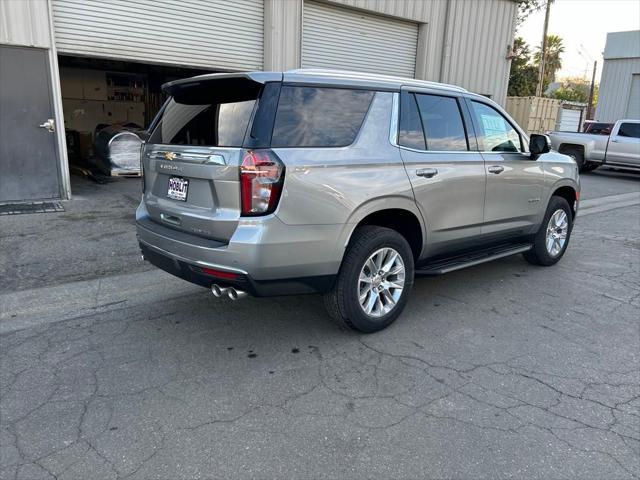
[137,69,580,332]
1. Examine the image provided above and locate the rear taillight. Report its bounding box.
[240,149,285,216]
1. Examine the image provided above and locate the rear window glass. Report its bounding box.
[618,122,640,138]
[149,97,255,147]
[271,86,374,147]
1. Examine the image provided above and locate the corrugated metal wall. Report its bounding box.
[505,96,560,134]
[326,0,447,82]
[0,0,52,48]
[603,30,640,60]
[595,58,640,122]
[302,1,418,77]
[51,0,264,71]
[440,0,517,104]
[320,0,517,104]
[627,74,640,119]
[327,0,431,23]
[264,0,301,71]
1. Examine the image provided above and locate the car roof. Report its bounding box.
[283,68,467,93]
[163,69,467,95]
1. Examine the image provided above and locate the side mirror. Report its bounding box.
[529,134,551,158]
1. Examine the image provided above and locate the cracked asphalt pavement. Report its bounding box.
[1,170,639,479]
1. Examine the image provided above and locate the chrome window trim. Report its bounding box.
[390,92,531,157]
[389,92,399,147]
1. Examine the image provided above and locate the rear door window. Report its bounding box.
[617,122,640,138]
[149,96,256,147]
[271,86,374,147]
[414,94,468,151]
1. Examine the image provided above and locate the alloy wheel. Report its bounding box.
[357,247,405,318]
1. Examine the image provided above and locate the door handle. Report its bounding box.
[611,139,619,143]
[39,118,55,133]
[488,165,504,174]
[416,168,438,178]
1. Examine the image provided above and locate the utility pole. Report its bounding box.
[586,60,597,120]
[535,0,552,97]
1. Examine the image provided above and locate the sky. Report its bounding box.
[517,0,640,82]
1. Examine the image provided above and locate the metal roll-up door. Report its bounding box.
[302,1,418,78]
[557,108,582,132]
[51,0,263,71]
[626,74,640,119]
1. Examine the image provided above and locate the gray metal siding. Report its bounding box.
[625,74,640,119]
[440,0,517,105]
[603,30,640,60]
[264,0,301,71]
[326,0,431,22]
[0,0,52,48]
[596,58,640,122]
[51,0,264,70]
[302,1,418,77]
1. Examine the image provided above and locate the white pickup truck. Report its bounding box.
[549,119,640,172]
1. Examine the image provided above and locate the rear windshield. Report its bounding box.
[271,86,374,147]
[149,87,257,147]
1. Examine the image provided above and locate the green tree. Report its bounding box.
[508,37,538,96]
[516,0,547,25]
[549,77,598,104]
[534,34,565,91]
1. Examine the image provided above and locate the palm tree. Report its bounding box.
[534,34,565,91]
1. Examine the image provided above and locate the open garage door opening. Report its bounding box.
[58,55,211,184]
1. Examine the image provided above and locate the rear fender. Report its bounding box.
[339,195,427,257]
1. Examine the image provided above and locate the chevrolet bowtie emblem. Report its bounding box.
[164,152,177,161]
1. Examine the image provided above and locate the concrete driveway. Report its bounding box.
[1,170,639,479]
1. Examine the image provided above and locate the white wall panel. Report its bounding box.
[52,0,264,71]
[302,1,418,77]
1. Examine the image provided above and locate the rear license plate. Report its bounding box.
[167,177,189,201]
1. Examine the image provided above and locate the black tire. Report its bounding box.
[324,226,414,333]
[582,162,599,172]
[559,145,586,171]
[523,196,573,266]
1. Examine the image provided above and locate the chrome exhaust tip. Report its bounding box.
[227,288,248,301]
[211,284,226,298]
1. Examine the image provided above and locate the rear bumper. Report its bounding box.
[139,242,335,296]
[136,202,342,296]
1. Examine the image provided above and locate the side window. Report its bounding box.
[617,122,640,138]
[271,86,374,147]
[470,101,522,153]
[399,92,426,150]
[415,94,468,151]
